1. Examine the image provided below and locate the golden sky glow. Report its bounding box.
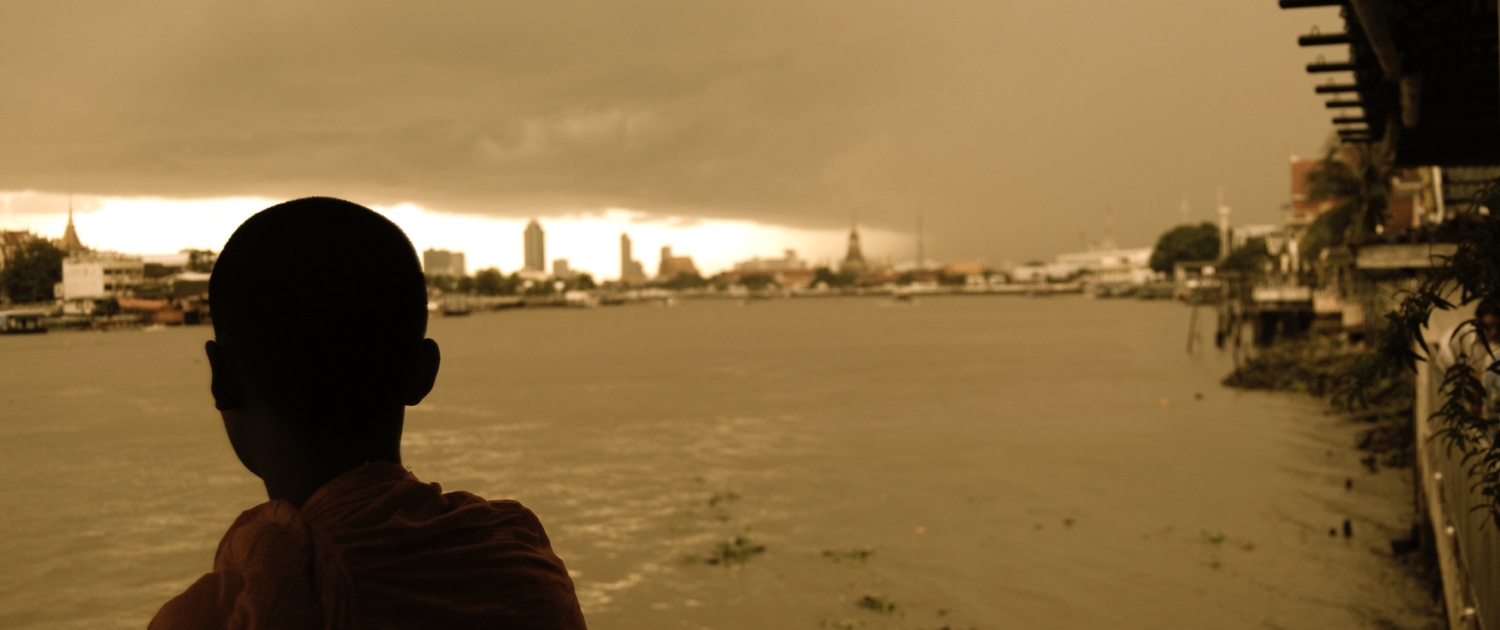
[0,191,911,276]
[0,2,1345,263]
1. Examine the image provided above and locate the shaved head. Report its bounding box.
[210,197,428,432]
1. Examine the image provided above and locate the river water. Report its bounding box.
[0,296,1440,629]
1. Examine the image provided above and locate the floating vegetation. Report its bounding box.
[822,547,874,564]
[1201,530,1225,545]
[1207,554,1222,569]
[856,594,898,613]
[818,619,864,630]
[708,491,741,507]
[704,535,765,565]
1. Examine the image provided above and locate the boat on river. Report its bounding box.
[0,310,47,334]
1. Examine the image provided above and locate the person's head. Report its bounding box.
[206,197,439,483]
[1479,297,1500,344]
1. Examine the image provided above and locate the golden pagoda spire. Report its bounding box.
[60,189,83,255]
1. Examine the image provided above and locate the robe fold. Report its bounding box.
[150,462,587,629]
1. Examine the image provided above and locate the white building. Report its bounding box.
[1010,261,1081,283]
[59,256,145,300]
[734,249,806,272]
[1231,224,1282,251]
[1052,247,1154,285]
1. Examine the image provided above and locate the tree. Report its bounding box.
[184,249,217,273]
[1299,203,1354,266]
[1307,141,1389,245]
[1299,141,1389,264]
[473,268,505,295]
[738,274,778,291]
[1219,237,1271,276]
[1338,175,1500,520]
[812,267,857,288]
[425,274,457,292]
[1,239,66,304]
[660,272,708,290]
[1148,222,1220,273]
[570,273,597,291]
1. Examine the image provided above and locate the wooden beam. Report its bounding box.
[1300,33,1353,46]
[1279,0,1344,7]
[1308,61,1359,73]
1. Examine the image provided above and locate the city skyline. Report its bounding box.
[0,2,1338,266]
[0,193,920,279]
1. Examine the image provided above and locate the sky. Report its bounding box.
[0,1,1344,277]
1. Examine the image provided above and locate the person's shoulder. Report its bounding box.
[217,501,310,568]
[440,491,552,540]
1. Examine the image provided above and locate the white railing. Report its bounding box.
[1416,320,1500,629]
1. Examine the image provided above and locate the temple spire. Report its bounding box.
[840,210,867,275]
[59,190,83,255]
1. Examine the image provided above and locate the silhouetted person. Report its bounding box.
[150,198,586,629]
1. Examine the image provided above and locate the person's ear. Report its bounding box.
[404,338,441,406]
[206,340,244,411]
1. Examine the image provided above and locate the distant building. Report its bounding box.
[1010,261,1076,283]
[725,268,817,290]
[524,219,545,271]
[941,260,988,277]
[1288,157,1334,230]
[58,202,84,255]
[657,246,700,279]
[840,219,867,275]
[0,230,36,274]
[1231,224,1283,253]
[1052,247,1154,285]
[620,233,647,284]
[59,255,145,301]
[734,249,806,272]
[552,258,575,279]
[726,249,813,289]
[422,248,467,277]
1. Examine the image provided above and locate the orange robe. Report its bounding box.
[150,462,587,629]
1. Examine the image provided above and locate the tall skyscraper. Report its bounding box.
[619,233,646,283]
[524,219,545,271]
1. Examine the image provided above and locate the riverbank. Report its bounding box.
[1224,337,1442,623]
[1224,338,1417,470]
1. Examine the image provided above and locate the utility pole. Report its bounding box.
[1216,189,1231,261]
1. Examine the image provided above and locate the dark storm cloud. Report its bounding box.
[0,1,1337,259]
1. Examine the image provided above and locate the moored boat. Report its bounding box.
[0,310,47,334]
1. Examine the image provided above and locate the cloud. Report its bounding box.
[0,1,1341,260]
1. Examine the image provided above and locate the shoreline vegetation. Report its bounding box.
[1224,338,1416,469]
